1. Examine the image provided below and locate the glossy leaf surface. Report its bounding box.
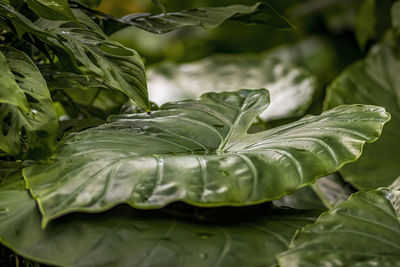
[324,44,400,189]
[0,48,58,157]
[0,3,149,110]
[279,180,400,266]
[26,0,78,22]
[74,1,293,34]
[0,178,319,267]
[23,89,389,226]
[0,50,28,111]
[147,56,316,121]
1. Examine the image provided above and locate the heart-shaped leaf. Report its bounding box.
[278,178,400,266]
[324,43,400,189]
[0,177,319,267]
[147,56,316,121]
[0,48,58,158]
[24,89,389,227]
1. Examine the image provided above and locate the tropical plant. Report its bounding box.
[0,0,399,266]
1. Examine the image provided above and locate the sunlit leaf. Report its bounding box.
[324,43,400,189]
[23,89,389,226]
[147,56,316,121]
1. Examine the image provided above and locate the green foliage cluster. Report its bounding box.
[0,0,400,266]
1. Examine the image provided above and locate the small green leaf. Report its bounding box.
[0,177,320,267]
[324,43,400,189]
[391,1,400,37]
[23,89,389,226]
[354,0,392,49]
[25,0,78,23]
[278,179,400,266]
[0,48,58,158]
[355,0,375,49]
[147,56,316,121]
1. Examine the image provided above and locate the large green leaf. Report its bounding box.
[72,1,294,34]
[23,89,389,226]
[324,43,400,189]
[25,0,78,23]
[0,50,28,111]
[0,178,320,267]
[0,3,150,110]
[278,179,400,266]
[147,56,316,121]
[0,48,58,158]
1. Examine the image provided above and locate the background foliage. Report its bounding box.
[1,0,400,266]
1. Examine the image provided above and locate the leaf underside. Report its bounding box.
[23,89,389,227]
[0,178,319,267]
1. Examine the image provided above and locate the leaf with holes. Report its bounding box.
[0,48,58,158]
[278,178,400,266]
[0,50,28,111]
[147,56,316,121]
[23,89,389,226]
[0,176,320,267]
[324,43,400,189]
[0,3,149,110]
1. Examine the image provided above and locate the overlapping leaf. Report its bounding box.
[25,0,78,22]
[324,43,400,189]
[0,51,28,111]
[147,56,316,121]
[0,177,319,267]
[273,174,353,210]
[0,3,149,110]
[72,1,294,34]
[23,89,389,226]
[278,178,400,266]
[0,48,58,157]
